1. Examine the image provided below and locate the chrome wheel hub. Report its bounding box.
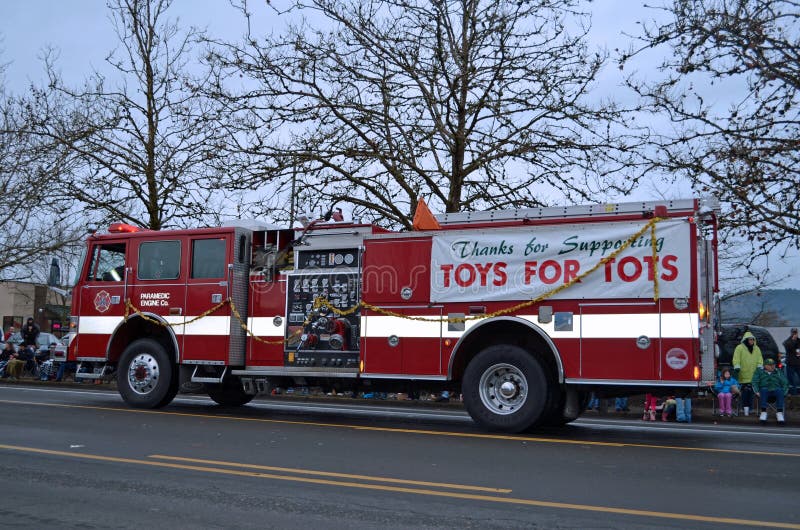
[127,353,160,395]
[499,381,518,399]
[478,363,527,415]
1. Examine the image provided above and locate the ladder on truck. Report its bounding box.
[434,198,718,226]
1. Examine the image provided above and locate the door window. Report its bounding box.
[191,239,226,279]
[138,241,181,280]
[86,243,126,282]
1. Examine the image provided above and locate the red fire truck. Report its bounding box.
[68,197,719,432]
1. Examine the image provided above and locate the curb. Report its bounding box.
[3,379,796,426]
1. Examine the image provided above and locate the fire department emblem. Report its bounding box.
[665,348,689,370]
[94,290,113,313]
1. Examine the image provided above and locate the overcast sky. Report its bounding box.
[2,1,250,86]
[1,1,797,290]
[1,1,660,94]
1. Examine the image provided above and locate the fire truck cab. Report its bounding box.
[69,197,720,432]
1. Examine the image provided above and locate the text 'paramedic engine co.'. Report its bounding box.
[431,219,690,303]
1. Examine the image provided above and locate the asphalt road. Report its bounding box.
[1,384,799,530]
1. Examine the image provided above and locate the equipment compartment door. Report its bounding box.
[361,237,441,376]
[579,302,660,381]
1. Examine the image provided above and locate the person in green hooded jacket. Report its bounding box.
[732,331,764,416]
[752,358,788,425]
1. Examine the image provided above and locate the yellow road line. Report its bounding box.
[149,454,510,492]
[0,444,797,529]
[5,399,800,458]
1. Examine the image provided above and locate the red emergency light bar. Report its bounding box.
[108,223,142,233]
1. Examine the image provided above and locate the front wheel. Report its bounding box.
[462,344,549,433]
[207,378,254,407]
[117,339,177,409]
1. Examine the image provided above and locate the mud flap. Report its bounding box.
[561,386,582,422]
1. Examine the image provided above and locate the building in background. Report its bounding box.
[0,281,71,337]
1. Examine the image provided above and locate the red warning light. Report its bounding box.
[108,223,141,233]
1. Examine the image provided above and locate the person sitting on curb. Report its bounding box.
[55,360,78,382]
[661,396,676,421]
[752,358,789,426]
[0,342,15,376]
[712,367,739,417]
[34,343,52,365]
[643,393,659,421]
[675,395,692,423]
[4,346,28,380]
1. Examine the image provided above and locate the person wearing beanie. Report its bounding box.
[752,358,789,425]
[732,331,764,416]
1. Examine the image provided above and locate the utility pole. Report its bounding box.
[290,165,297,225]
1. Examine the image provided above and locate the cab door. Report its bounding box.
[126,237,186,356]
[182,234,232,363]
[75,240,128,360]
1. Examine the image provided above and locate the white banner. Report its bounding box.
[430,219,691,302]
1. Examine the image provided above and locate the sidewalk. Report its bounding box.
[2,377,797,426]
[584,394,799,426]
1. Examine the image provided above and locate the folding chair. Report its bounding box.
[710,366,741,417]
[710,387,740,417]
[21,357,41,379]
[731,391,742,416]
[754,393,779,415]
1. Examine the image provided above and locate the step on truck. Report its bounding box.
[67,197,720,432]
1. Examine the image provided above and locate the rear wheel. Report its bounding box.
[462,344,549,433]
[207,377,254,407]
[117,339,176,409]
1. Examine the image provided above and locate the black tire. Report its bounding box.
[462,344,549,433]
[117,339,176,409]
[207,378,254,407]
[537,389,588,428]
[155,368,180,408]
[537,390,567,428]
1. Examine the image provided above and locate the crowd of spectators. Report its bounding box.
[552,327,794,426]
[0,321,76,382]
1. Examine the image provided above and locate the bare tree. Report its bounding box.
[0,60,86,280]
[29,0,228,230]
[207,0,635,228]
[621,0,800,275]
